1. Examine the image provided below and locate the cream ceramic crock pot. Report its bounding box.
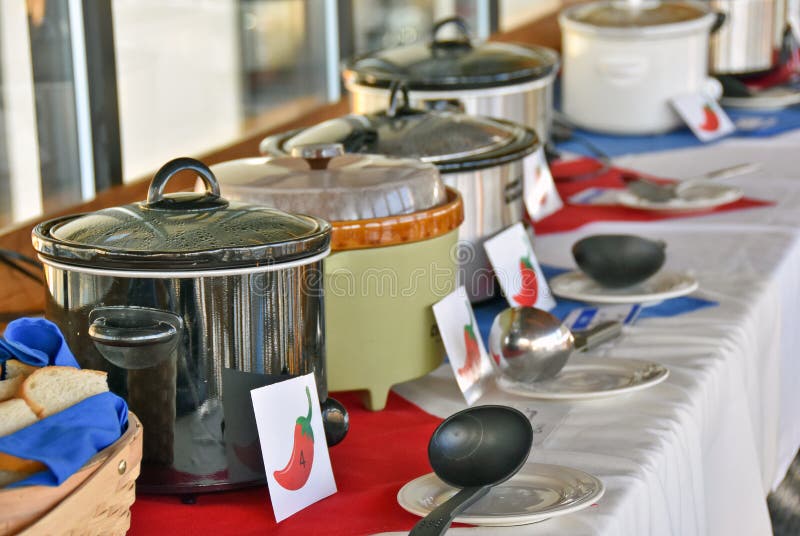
[210,146,464,411]
[559,0,721,134]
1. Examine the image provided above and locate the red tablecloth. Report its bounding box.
[129,392,445,536]
[531,158,773,235]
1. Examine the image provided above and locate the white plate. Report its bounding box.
[398,463,605,527]
[549,270,698,305]
[722,86,800,110]
[617,183,743,212]
[496,356,669,401]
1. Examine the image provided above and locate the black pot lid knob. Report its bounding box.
[145,157,229,211]
[386,81,413,118]
[430,16,473,49]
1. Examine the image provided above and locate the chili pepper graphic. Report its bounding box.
[699,104,719,132]
[273,386,314,491]
[529,165,548,210]
[457,322,482,382]
[513,255,538,307]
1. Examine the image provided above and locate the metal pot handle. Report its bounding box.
[145,157,227,210]
[431,16,472,47]
[321,396,349,447]
[387,81,411,118]
[89,318,177,347]
[88,307,183,370]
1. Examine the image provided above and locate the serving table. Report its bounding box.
[122,125,800,535]
[0,8,793,534]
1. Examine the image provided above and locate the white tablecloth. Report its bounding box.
[382,131,800,536]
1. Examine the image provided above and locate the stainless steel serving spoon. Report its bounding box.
[489,307,622,383]
[409,405,533,536]
[622,162,759,203]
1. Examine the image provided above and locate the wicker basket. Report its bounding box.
[0,413,143,536]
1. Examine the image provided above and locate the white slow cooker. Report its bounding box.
[559,0,722,135]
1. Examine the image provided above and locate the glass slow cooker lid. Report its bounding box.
[211,145,447,221]
[342,17,559,90]
[567,0,707,27]
[259,87,539,173]
[33,157,331,271]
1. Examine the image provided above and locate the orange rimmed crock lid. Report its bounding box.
[330,186,463,251]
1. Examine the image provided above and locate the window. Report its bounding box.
[0,0,521,231]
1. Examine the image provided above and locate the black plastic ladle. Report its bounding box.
[409,405,533,535]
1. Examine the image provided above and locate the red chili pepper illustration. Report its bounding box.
[273,386,314,491]
[513,256,538,307]
[531,166,549,209]
[457,322,481,382]
[699,104,719,132]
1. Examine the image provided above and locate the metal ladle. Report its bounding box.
[489,307,623,383]
[410,405,533,536]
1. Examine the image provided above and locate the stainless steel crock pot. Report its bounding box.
[709,0,776,75]
[32,157,343,493]
[210,145,463,410]
[259,89,540,303]
[341,16,560,142]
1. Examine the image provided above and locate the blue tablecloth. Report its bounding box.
[557,104,800,158]
[472,266,718,344]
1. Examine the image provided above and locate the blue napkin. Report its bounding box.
[473,265,718,344]
[0,318,129,487]
[0,393,128,488]
[0,317,80,373]
[556,107,800,159]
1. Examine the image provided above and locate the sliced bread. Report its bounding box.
[0,398,45,473]
[20,367,108,418]
[0,376,23,403]
[0,399,38,437]
[4,359,38,380]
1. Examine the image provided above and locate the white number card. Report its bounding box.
[671,93,735,142]
[524,147,563,221]
[484,223,556,311]
[432,288,495,405]
[251,373,336,522]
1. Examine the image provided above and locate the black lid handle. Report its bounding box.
[387,81,411,118]
[431,17,472,47]
[710,11,726,35]
[145,157,228,210]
